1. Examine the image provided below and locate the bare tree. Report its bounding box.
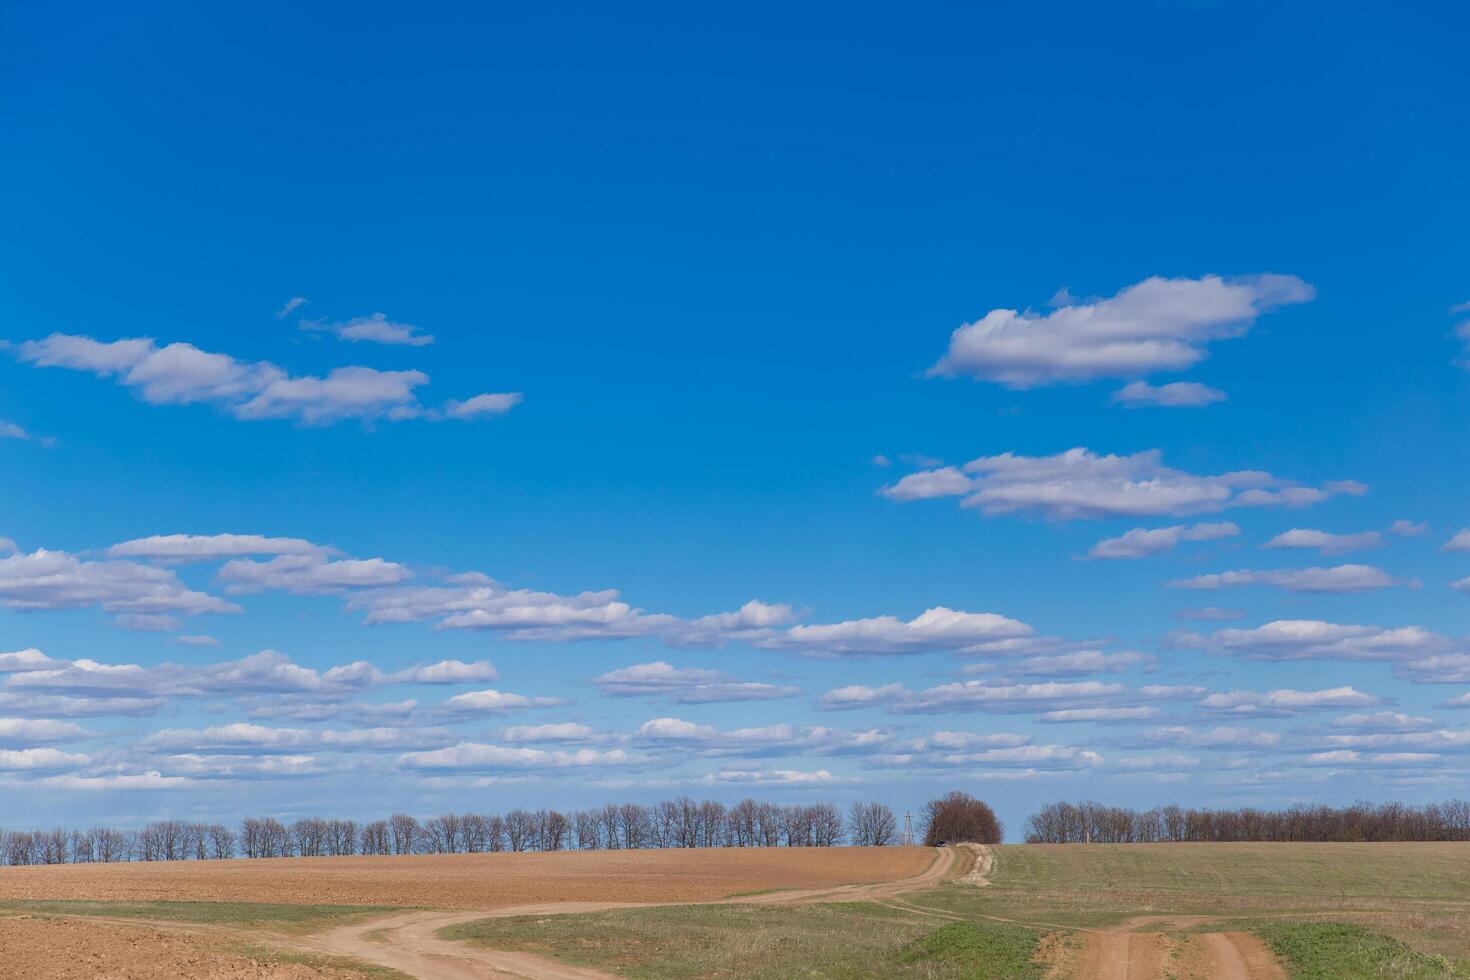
[848,802,897,846]
[389,813,421,855]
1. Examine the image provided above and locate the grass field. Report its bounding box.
[445,843,1470,978]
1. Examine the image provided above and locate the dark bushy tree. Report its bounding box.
[922,791,1002,845]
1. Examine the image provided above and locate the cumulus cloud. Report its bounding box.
[440,688,566,714]
[302,312,434,346]
[884,448,1353,520]
[1443,530,1470,553]
[1261,529,1384,556]
[1133,725,1283,750]
[818,678,1203,715]
[39,770,191,790]
[927,274,1313,387]
[700,768,846,786]
[1198,686,1382,717]
[497,723,604,744]
[0,549,240,623]
[352,576,1033,659]
[109,533,335,563]
[0,718,93,744]
[594,662,800,703]
[217,555,410,594]
[0,747,91,771]
[1172,619,1451,662]
[1169,564,1409,593]
[1389,521,1427,537]
[11,333,496,425]
[1111,381,1227,408]
[1087,522,1239,559]
[754,606,1032,658]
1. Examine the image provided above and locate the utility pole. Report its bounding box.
[902,811,914,846]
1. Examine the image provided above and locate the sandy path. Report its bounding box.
[301,910,615,980]
[298,846,959,979]
[1070,917,1285,980]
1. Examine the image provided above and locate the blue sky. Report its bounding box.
[2,0,1468,837]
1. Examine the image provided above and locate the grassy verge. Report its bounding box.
[1259,923,1470,980]
[0,899,391,932]
[443,901,1045,979]
[231,942,413,979]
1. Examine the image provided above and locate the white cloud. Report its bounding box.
[39,770,191,790]
[217,555,410,594]
[12,333,490,425]
[142,722,453,754]
[108,533,335,563]
[303,312,434,346]
[446,393,524,419]
[1169,564,1409,593]
[0,538,16,556]
[1261,529,1384,556]
[1172,619,1451,662]
[498,723,603,743]
[818,678,1203,715]
[1443,530,1470,552]
[755,606,1032,658]
[388,660,498,685]
[175,635,222,647]
[594,661,800,703]
[701,768,847,786]
[0,649,66,673]
[1389,520,1427,537]
[397,742,637,772]
[927,273,1313,387]
[1038,707,1162,723]
[1,421,34,441]
[1111,381,1226,408]
[275,296,308,318]
[1087,521,1239,559]
[0,549,240,622]
[441,688,566,714]
[0,718,93,744]
[0,747,90,771]
[1198,686,1382,716]
[634,717,889,757]
[884,448,1353,520]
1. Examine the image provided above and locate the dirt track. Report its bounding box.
[1068,917,1285,980]
[297,846,961,980]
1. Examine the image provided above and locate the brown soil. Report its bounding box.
[1070,917,1287,980]
[0,846,932,910]
[0,915,369,979]
[296,845,959,980]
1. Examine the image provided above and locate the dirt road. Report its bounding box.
[298,846,961,980]
[1068,916,1286,980]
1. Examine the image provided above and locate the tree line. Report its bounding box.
[1024,799,1470,844]
[0,797,905,865]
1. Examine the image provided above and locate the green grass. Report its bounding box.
[1259,923,1470,979]
[897,921,1044,978]
[444,901,1044,979]
[0,899,391,932]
